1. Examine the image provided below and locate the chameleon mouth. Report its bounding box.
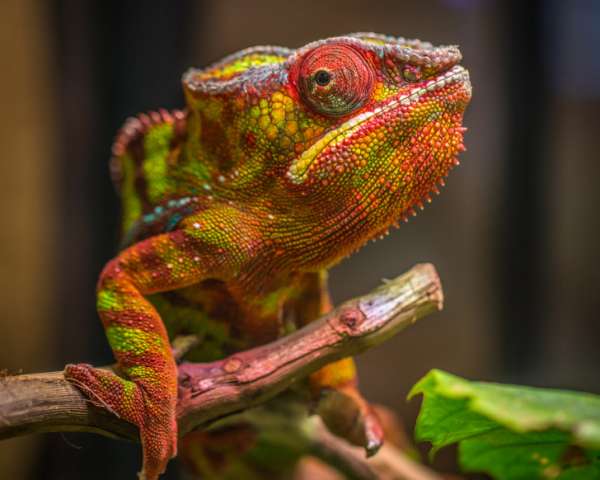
[287,65,471,184]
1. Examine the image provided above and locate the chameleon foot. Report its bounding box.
[315,384,384,456]
[65,363,177,480]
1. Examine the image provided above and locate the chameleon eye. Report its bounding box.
[297,44,374,117]
[314,69,332,86]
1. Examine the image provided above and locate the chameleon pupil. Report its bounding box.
[315,70,331,86]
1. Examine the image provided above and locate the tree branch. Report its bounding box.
[310,417,444,480]
[0,263,442,445]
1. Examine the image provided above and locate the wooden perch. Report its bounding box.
[0,263,442,446]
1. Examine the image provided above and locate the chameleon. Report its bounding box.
[64,32,471,479]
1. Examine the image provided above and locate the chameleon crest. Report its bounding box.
[67,33,471,479]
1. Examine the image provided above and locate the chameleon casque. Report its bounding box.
[64,33,471,479]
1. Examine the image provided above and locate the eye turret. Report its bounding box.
[296,44,375,117]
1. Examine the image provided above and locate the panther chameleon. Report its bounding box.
[64,32,472,479]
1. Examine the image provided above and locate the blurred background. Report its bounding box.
[1,0,599,478]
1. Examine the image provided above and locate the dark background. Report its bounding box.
[1,0,599,478]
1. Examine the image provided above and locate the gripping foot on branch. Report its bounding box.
[64,363,177,480]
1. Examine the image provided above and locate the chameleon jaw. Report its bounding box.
[286,65,471,185]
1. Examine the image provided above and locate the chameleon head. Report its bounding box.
[183,33,471,261]
[284,34,471,221]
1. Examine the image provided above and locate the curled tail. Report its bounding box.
[110,109,188,236]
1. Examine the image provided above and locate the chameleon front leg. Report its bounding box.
[65,225,234,480]
[295,272,384,455]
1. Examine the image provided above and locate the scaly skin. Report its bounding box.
[64,33,471,479]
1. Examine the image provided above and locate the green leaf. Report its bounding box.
[409,369,600,479]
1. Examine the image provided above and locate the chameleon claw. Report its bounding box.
[315,384,384,455]
[366,437,383,457]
